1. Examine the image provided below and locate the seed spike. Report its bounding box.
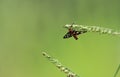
[42,52,80,77]
[64,24,120,36]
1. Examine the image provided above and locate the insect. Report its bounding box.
[63,23,87,40]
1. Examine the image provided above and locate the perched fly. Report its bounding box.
[63,23,87,40]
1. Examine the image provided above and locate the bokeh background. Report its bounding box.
[0,0,120,77]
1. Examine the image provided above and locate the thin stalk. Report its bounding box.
[113,64,120,77]
[42,52,80,77]
[64,24,120,35]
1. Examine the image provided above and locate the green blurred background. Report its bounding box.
[0,0,120,77]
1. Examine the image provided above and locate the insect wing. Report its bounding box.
[63,32,72,39]
[74,30,87,35]
[74,31,81,35]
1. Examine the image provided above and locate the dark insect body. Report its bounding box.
[63,23,87,40]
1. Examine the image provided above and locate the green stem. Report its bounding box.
[42,52,80,77]
[113,64,120,77]
[64,24,120,35]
